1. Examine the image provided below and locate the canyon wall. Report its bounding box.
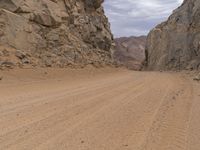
[0,0,113,69]
[146,0,200,70]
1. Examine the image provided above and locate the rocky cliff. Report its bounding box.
[146,0,200,70]
[114,36,146,70]
[0,0,113,69]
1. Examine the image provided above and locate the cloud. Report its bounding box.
[103,0,183,37]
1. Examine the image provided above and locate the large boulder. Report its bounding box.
[0,0,113,69]
[85,0,104,9]
[146,0,200,70]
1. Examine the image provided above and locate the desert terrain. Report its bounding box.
[0,68,200,150]
[0,0,200,149]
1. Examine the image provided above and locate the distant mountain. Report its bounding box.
[114,36,146,70]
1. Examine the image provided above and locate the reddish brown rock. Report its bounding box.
[114,36,146,70]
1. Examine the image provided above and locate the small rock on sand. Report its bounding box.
[193,73,200,81]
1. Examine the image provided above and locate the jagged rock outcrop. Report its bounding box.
[0,0,113,69]
[114,36,146,70]
[146,0,200,70]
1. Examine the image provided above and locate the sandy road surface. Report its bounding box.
[0,68,200,150]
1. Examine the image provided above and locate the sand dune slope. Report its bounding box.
[0,68,199,150]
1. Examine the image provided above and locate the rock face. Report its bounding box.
[0,0,113,69]
[114,36,146,70]
[146,0,200,70]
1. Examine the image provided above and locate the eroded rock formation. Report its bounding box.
[0,0,113,69]
[114,36,146,70]
[146,0,200,70]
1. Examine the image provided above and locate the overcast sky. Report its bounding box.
[104,0,183,37]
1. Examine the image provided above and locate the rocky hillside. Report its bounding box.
[114,36,146,70]
[146,0,200,70]
[0,0,113,69]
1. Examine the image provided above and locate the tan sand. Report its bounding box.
[0,68,199,150]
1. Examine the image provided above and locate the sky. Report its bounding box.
[103,0,183,37]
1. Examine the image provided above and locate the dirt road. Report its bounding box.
[0,68,199,150]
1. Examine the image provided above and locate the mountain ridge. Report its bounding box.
[114,36,146,70]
